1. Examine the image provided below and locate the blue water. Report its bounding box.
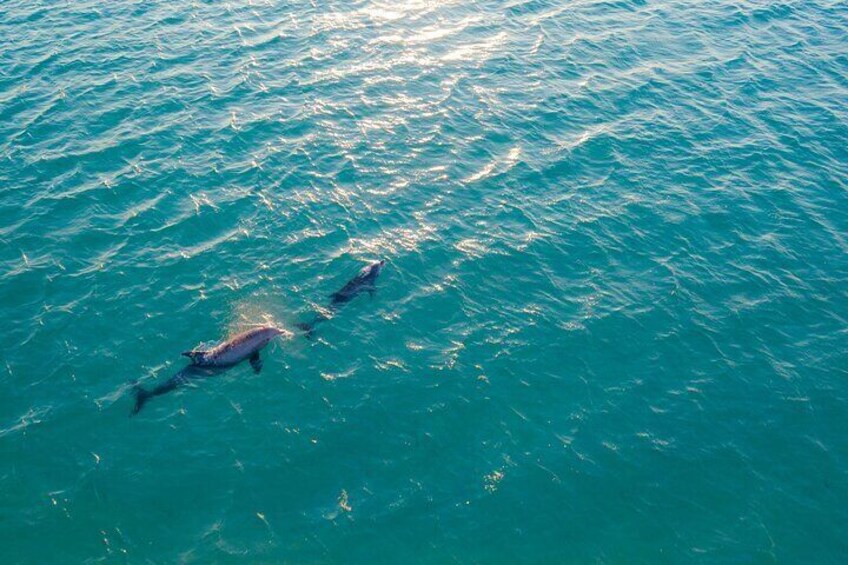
[2,0,847,561]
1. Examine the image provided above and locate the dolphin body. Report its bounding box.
[131,326,283,415]
[297,259,385,338]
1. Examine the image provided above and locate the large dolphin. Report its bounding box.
[131,325,283,415]
[296,259,385,338]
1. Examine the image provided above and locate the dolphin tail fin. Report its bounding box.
[131,385,151,416]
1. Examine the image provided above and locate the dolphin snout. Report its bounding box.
[254,326,284,340]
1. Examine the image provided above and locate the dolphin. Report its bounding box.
[131,325,283,415]
[296,259,385,338]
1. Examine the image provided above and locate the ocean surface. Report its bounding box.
[1,0,847,562]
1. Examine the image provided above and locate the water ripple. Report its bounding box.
[1,0,847,562]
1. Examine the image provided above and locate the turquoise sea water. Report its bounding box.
[2,0,847,561]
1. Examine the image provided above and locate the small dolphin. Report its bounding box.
[297,259,385,338]
[131,325,283,415]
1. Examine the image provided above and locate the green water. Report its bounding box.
[1,0,847,562]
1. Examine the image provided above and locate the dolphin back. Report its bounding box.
[296,260,385,338]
